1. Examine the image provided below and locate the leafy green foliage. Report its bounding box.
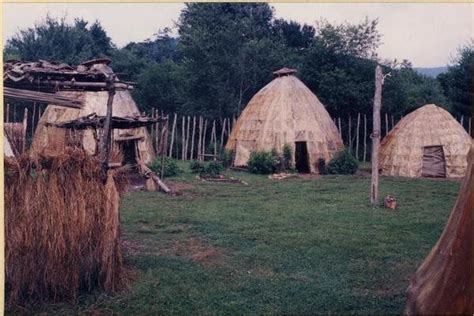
[327,149,359,175]
[189,160,205,174]
[248,150,278,174]
[282,143,293,170]
[5,16,114,64]
[438,43,473,118]
[317,158,327,175]
[149,156,181,177]
[219,149,234,168]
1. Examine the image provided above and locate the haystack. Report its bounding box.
[5,148,126,304]
[405,140,474,314]
[225,68,343,173]
[380,104,471,178]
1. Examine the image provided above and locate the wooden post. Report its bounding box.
[363,114,367,163]
[181,115,186,160]
[338,117,342,137]
[469,117,472,136]
[391,115,394,130]
[169,113,177,158]
[13,104,17,122]
[185,116,190,160]
[31,102,37,138]
[6,103,9,123]
[227,117,231,138]
[197,116,203,161]
[22,107,28,153]
[385,113,389,136]
[201,119,207,160]
[191,116,196,160]
[356,113,360,160]
[98,74,117,180]
[220,118,227,150]
[37,105,41,123]
[371,65,383,207]
[151,108,155,152]
[212,120,217,159]
[348,115,352,152]
[460,115,464,128]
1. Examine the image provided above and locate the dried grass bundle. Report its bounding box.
[4,122,25,156]
[5,147,128,305]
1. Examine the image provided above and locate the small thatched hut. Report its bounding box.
[225,68,343,173]
[380,104,472,178]
[404,140,474,314]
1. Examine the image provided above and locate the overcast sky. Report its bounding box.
[3,3,472,67]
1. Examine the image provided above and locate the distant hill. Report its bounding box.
[414,66,448,78]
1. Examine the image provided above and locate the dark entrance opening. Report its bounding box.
[295,141,310,173]
[120,140,138,166]
[421,146,446,178]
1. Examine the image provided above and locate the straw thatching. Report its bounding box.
[404,140,474,314]
[5,148,127,305]
[31,90,155,165]
[225,69,343,172]
[380,104,472,178]
[4,122,25,157]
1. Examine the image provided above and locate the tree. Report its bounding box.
[438,43,473,118]
[4,16,114,64]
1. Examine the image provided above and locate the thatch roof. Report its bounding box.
[404,140,474,314]
[225,71,343,172]
[31,90,155,164]
[380,104,472,178]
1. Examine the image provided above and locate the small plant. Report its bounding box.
[189,160,205,174]
[317,158,327,175]
[326,149,359,175]
[149,156,182,178]
[282,143,293,170]
[203,160,224,177]
[248,150,278,174]
[219,149,234,168]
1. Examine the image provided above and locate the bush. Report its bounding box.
[317,158,327,175]
[203,160,224,177]
[282,143,293,170]
[149,156,181,177]
[219,149,234,168]
[248,150,278,174]
[326,149,359,175]
[189,160,205,173]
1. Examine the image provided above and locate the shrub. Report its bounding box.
[219,149,234,168]
[189,160,205,174]
[282,143,293,170]
[317,158,327,175]
[149,156,181,177]
[248,150,278,174]
[326,149,359,175]
[203,160,224,177]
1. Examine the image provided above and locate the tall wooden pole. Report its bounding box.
[169,113,177,158]
[371,65,383,206]
[22,107,28,154]
[220,118,227,150]
[181,115,186,160]
[191,116,196,160]
[99,74,117,181]
[338,117,342,137]
[202,119,208,161]
[212,120,217,159]
[363,114,367,163]
[6,103,10,123]
[348,115,352,152]
[356,113,361,160]
[185,116,190,160]
[197,116,203,161]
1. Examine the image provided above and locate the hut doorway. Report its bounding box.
[295,141,310,173]
[119,139,138,166]
[421,146,446,178]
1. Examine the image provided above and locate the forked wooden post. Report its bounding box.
[22,107,28,153]
[371,65,383,207]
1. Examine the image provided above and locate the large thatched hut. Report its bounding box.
[380,104,471,178]
[225,68,343,173]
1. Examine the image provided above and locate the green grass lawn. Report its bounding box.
[13,163,460,314]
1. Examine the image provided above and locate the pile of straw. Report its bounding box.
[5,148,127,305]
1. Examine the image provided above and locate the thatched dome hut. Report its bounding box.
[32,90,155,165]
[225,68,343,173]
[380,104,472,178]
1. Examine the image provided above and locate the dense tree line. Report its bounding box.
[4,4,472,120]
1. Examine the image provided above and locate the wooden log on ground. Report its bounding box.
[141,164,171,193]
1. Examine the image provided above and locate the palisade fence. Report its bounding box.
[4,103,473,163]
